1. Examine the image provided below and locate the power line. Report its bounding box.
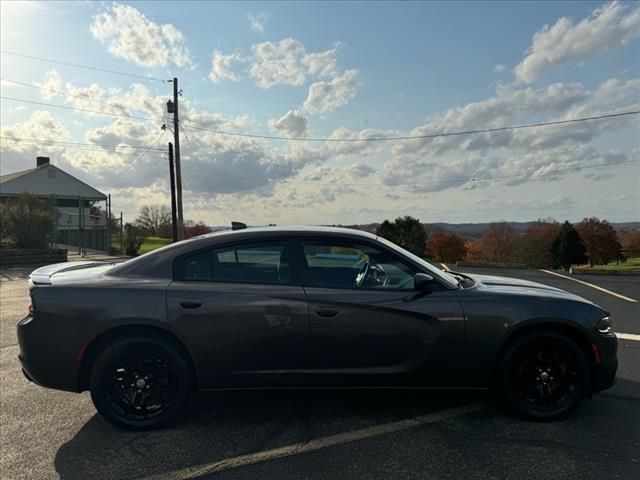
[0,135,165,152]
[5,94,636,146]
[0,50,167,82]
[179,123,231,226]
[114,131,166,177]
[0,96,152,122]
[0,78,153,116]
[182,110,640,142]
[193,158,639,188]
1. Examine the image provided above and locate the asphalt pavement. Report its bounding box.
[0,266,638,480]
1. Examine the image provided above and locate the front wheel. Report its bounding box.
[498,332,590,420]
[89,334,192,430]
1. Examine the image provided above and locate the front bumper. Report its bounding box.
[17,314,82,392]
[592,333,618,393]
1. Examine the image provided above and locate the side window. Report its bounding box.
[302,241,415,289]
[177,242,291,284]
[184,250,213,280]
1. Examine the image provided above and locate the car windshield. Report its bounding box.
[376,236,460,288]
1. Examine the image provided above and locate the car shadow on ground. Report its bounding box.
[53,388,489,480]
[54,378,640,480]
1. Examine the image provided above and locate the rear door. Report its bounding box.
[298,239,465,387]
[167,239,309,388]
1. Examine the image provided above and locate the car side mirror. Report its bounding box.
[414,273,434,293]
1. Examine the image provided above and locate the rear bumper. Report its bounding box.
[17,315,81,393]
[592,333,618,393]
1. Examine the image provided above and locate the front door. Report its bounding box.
[299,239,465,387]
[167,240,309,388]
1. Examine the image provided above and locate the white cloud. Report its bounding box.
[515,1,640,83]
[90,4,193,68]
[362,76,640,195]
[303,69,359,114]
[208,50,243,83]
[1,110,71,147]
[35,70,62,99]
[248,38,345,89]
[268,110,308,136]
[249,38,307,88]
[247,12,269,34]
[302,45,340,78]
[493,64,507,73]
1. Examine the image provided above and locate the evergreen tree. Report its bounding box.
[376,216,427,257]
[550,221,587,271]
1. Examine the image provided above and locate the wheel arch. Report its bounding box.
[77,324,198,392]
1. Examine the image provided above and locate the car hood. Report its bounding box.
[467,273,591,303]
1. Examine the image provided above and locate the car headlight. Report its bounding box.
[596,316,612,334]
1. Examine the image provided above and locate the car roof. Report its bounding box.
[196,225,378,241]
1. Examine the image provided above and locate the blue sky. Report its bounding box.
[1,1,639,225]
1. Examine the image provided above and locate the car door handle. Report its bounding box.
[315,307,339,318]
[180,299,203,309]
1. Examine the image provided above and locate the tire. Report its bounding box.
[498,332,590,420]
[89,334,192,430]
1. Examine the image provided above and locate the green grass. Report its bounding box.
[573,257,640,273]
[138,236,172,254]
[111,236,172,255]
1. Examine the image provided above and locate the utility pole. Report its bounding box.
[120,211,124,255]
[168,142,178,243]
[170,77,184,240]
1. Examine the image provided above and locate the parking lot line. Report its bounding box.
[539,269,638,303]
[618,333,640,342]
[148,402,488,480]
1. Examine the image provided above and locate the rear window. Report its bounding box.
[175,242,291,284]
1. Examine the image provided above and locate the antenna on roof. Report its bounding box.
[231,221,247,231]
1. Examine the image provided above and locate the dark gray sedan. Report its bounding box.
[18,226,617,429]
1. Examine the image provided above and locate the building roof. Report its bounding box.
[0,164,106,200]
[0,168,36,184]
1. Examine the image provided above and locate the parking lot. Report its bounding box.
[1,266,638,480]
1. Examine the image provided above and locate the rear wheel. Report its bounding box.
[89,335,191,430]
[499,332,590,420]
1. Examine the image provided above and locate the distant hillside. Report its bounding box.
[336,221,640,241]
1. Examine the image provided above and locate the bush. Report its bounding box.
[3,193,55,249]
[184,220,210,238]
[0,203,13,246]
[123,223,149,256]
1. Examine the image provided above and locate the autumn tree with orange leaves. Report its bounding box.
[426,232,467,264]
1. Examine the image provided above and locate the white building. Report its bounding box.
[0,157,111,252]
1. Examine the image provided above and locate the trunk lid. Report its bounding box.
[29,261,118,287]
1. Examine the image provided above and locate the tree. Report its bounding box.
[426,232,467,263]
[619,229,640,257]
[4,193,55,249]
[184,220,211,238]
[376,216,426,256]
[479,222,515,263]
[464,239,484,261]
[576,217,622,266]
[123,223,148,256]
[515,219,561,268]
[135,205,172,237]
[550,221,587,271]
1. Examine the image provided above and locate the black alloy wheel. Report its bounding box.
[90,335,191,430]
[500,332,589,420]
